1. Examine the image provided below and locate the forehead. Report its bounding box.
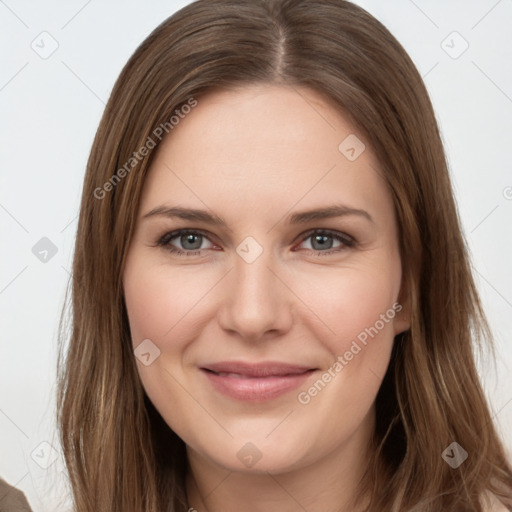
[160,84,363,165]
[139,84,392,226]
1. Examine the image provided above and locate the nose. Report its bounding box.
[217,248,294,342]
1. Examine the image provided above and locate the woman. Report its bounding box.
[56,0,512,510]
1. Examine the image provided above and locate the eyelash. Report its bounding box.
[155,228,356,257]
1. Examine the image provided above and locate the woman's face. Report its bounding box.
[123,84,410,474]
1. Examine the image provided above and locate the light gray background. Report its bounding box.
[1,1,511,510]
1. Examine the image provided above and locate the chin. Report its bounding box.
[190,433,317,475]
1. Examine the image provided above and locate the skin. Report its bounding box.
[122,83,410,512]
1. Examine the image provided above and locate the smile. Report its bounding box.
[200,361,317,402]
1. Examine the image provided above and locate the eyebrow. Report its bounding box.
[142,204,374,226]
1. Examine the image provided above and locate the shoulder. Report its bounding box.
[0,476,34,511]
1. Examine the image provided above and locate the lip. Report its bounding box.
[200,361,317,402]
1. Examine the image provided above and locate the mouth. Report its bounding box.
[200,361,317,402]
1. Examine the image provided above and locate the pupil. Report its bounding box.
[182,234,201,250]
[312,234,332,250]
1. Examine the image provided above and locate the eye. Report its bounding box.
[155,228,355,257]
[155,229,216,256]
[294,229,355,256]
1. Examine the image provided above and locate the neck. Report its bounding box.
[185,406,375,512]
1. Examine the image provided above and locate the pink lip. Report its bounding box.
[200,361,317,402]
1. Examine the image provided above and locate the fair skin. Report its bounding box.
[123,84,410,512]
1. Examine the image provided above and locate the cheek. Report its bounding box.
[123,259,213,348]
[123,257,212,435]
[286,268,400,452]
[293,260,401,357]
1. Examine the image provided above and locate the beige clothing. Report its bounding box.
[0,477,33,512]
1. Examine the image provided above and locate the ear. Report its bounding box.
[393,274,412,335]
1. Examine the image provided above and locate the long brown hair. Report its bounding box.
[56,1,512,510]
